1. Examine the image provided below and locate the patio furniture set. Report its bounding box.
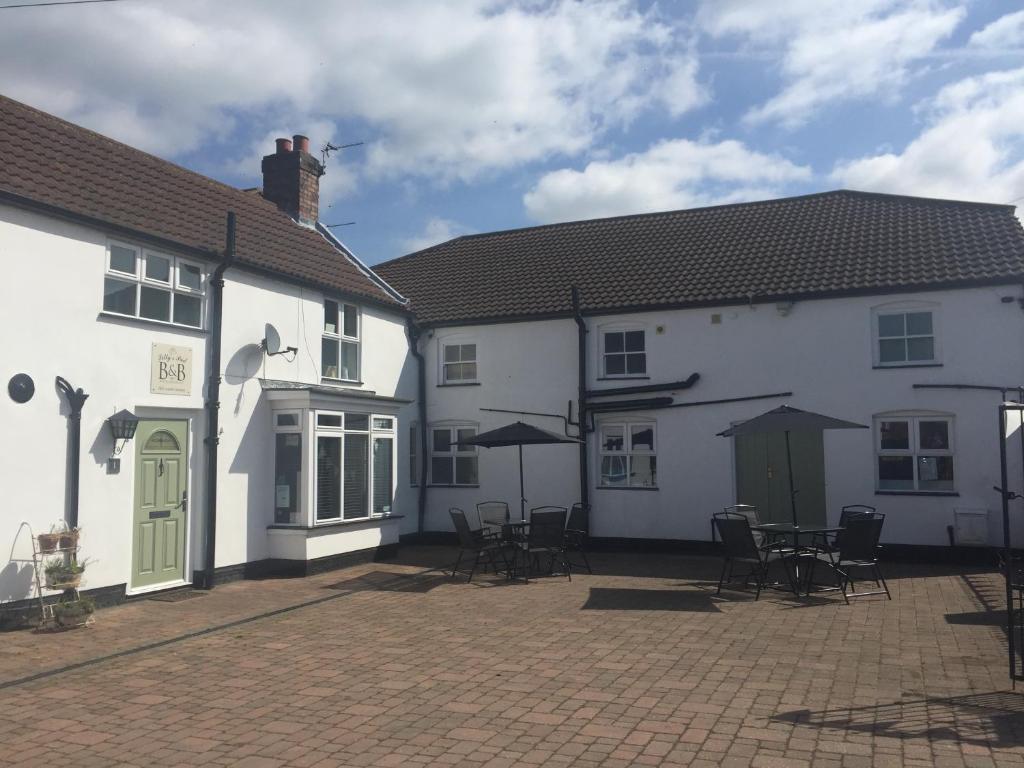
[713,503,891,602]
[448,502,592,583]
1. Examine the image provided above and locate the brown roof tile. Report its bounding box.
[377,190,1024,325]
[0,94,402,308]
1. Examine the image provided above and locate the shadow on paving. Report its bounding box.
[323,569,454,593]
[774,692,1024,749]
[582,587,721,612]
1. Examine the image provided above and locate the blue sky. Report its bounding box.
[1,0,1023,264]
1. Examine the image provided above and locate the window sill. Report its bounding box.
[872,363,942,370]
[597,486,659,491]
[97,311,208,335]
[437,382,481,387]
[597,376,650,381]
[321,377,364,386]
[874,490,959,497]
[426,484,480,489]
[269,515,404,531]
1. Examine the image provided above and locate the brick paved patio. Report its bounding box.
[0,546,1022,767]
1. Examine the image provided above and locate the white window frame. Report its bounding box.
[272,410,304,525]
[440,340,479,384]
[428,423,479,487]
[102,240,206,329]
[599,323,647,379]
[322,300,361,382]
[597,419,658,488]
[872,302,940,367]
[312,411,397,524]
[874,412,956,493]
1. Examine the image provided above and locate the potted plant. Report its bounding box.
[58,527,80,551]
[52,597,95,628]
[44,557,87,590]
[37,527,60,553]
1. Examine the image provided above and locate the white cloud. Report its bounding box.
[969,10,1024,50]
[400,217,471,252]
[0,0,704,183]
[698,0,965,127]
[522,138,811,223]
[831,67,1024,204]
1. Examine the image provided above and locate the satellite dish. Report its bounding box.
[261,324,281,355]
[260,323,298,358]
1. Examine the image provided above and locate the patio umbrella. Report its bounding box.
[454,421,581,521]
[717,405,868,526]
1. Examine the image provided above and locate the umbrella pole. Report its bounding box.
[784,429,798,527]
[519,443,526,522]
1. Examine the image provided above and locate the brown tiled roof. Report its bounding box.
[0,95,402,307]
[376,191,1024,325]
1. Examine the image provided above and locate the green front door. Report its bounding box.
[734,430,826,526]
[132,419,188,589]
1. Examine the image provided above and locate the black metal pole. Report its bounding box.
[406,319,429,535]
[571,287,590,534]
[201,211,235,590]
[784,429,798,527]
[998,404,1016,683]
[55,377,88,530]
[519,444,526,522]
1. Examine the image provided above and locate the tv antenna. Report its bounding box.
[319,140,364,175]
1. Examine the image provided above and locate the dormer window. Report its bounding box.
[102,241,204,328]
[322,299,360,382]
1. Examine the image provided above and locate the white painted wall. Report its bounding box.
[0,204,415,606]
[420,287,1024,547]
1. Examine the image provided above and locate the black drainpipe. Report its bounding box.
[406,318,429,534]
[571,287,590,530]
[55,376,88,530]
[200,212,236,590]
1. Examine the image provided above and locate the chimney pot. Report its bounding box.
[262,134,324,225]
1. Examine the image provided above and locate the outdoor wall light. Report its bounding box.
[107,409,140,455]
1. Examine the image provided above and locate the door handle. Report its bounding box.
[175,491,188,511]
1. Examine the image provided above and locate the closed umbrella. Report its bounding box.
[717,405,868,526]
[454,421,581,521]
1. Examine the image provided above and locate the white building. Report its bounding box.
[0,96,417,615]
[377,192,1024,553]
[4,92,1024,619]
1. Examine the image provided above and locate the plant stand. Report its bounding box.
[17,522,93,630]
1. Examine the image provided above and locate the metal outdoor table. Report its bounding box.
[750,523,844,595]
[504,520,530,580]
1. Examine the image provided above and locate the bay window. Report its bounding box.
[314,411,394,521]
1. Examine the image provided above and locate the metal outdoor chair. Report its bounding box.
[722,504,771,548]
[808,512,891,603]
[811,504,877,560]
[476,500,509,541]
[448,508,510,583]
[712,511,796,600]
[518,507,570,583]
[563,502,592,574]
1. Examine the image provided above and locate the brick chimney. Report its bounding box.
[261,134,324,225]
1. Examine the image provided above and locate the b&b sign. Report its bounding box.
[151,343,193,396]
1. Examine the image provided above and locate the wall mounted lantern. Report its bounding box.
[107,409,140,455]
